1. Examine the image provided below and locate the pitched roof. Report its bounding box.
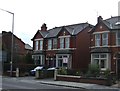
[39,30,49,38]
[46,23,90,38]
[2,31,25,44]
[103,16,120,29]
[46,27,62,38]
[25,44,32,50]
[32,23,92,39]
[67,23,89,35]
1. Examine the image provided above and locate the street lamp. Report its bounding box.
[0,8,14,76]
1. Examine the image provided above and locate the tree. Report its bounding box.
[25,52,33,64]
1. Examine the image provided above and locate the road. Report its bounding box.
[2,77,86,91]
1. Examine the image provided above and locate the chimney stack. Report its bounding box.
[41,23,47,31]
[97,16,103,23]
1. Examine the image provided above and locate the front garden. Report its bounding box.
[56,64,117,86]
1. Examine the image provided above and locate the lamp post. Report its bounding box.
[0,8,14,76]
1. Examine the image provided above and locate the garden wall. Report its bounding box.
[56,75,111,86]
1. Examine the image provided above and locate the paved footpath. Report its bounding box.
[3,76,120,90]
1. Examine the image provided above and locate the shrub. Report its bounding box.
[86,64,100,77]
[58,68,67,75]
[103,69,111,78]
[75,70,81,76]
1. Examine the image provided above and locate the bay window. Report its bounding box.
[32,55,45,65]
[92,54,108,70]
[60,38,64,49]
[65,37,70,48]
[48,39,52,50]
[53,38,57,49]
[102,33,108,46]
[95,34,100,46]
[40,40,43,50]
[35,41,38,50]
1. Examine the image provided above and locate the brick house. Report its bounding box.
[2,31,26,64]
[2,31,32,68]
[90,16,120,76]
[32,23,93,70]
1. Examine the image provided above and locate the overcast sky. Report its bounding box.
[0,0,119,46]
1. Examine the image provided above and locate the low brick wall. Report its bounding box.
[56,75,111,86]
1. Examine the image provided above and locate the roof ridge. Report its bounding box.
[48,22,88,31]
[104,16,120,21]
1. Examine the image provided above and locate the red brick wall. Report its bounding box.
[2,31,26,63]
[72,27,91,70]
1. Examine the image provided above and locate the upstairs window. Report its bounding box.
[95,34,100,47]
[65,37,70,48]
[60,38,64,49]
[48,39,52,50]
[53,38,57,49]
[116,31,120,46]
[35,41,38,50]
[102,33,108,46]
[40,40,43,50]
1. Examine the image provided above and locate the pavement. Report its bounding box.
[3,76,120,90]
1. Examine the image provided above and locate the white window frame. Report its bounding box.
[65,37,70,48]
[102,33,108,46]
[32,55,45,65]
[116,31,120,46]
[48,39,52,50]
[35,41,39,50]
[56,54,70,68]
[53,38,57,49]
[91,53,109,70]
[60,38,64,49]
[95,34,101,47]
[40,40,43,50]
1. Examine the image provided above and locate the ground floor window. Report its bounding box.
[32,55,45,65]
[56,54,71,68]
[91,53,109,70]
[46,56,56,67]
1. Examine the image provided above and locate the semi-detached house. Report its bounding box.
[90,16,120,77]
[32,23,93,70]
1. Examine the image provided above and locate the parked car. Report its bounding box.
[30,66,56,76]
[30,66,44,76]
[47,67,56,71]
